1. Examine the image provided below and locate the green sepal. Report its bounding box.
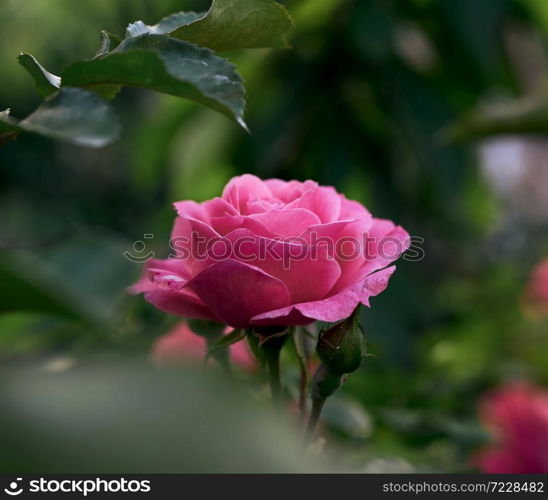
[311,364,343,400]
[208,328,245,352]
[188,319,225,339]
[245,329,266,367]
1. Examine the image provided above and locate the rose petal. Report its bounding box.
[250,208,321,237]
[173,200,210,223]
[210,214,272,237]
[364,222,410,271]
[264,179,318,202]
[222,174,272,213]
[251,266,397,325]
[286,186,342,223]
[340,196,371,220]
[263,178,289,198]
[253,308,313,326]
[187,259,291,328]
[144,289,215,320]
[224,228,342,304]
[127,258,191,294]
[300,219,373,295]
[128,258,212,319]
[203,197,238,218]
[331,222,410,294]
[301,219,372,253]
[170,216,223,275]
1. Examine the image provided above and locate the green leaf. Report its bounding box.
[92,32,124,99]
[209,328,245,352]
[17,53,60,98]
[0,88,120,148]
[86,83,123,101]
[0,110,21,132]
[95,31,111,57]
[0,110,22,144]
[94,31,123,58]
[170,0,293,52]
[62,34,247,129]
[126,11,205,37]
[0,312,77,355]
[0,234,134,332]
[0,254,81,320]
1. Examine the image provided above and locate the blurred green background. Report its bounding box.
[1,0,548,472]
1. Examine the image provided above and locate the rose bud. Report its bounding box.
[311,364,344,400]
[316,310,365,375]
[306,310,366,443]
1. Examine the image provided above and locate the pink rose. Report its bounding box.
[475,383,548,473]
[523,257,548,314]
[152,322,256,371]
[130,175,409,328]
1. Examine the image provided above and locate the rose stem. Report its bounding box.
[302,365,343,446]
[267,353,282,410]
[261,333,287,412]
[291,329,310,421]
[298,368,307,418]
[303,397,325,445]
[204,338,233,376]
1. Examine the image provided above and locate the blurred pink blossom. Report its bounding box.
[152,322,256,372]
[476,382,548,473]
[523,258,548,314]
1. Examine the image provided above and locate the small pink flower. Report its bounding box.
[523,258,548,314]
[152,322,256,372]
[130,175,409,328]
[475,382,548,473]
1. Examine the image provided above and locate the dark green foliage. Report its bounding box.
[0,0,294,145]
